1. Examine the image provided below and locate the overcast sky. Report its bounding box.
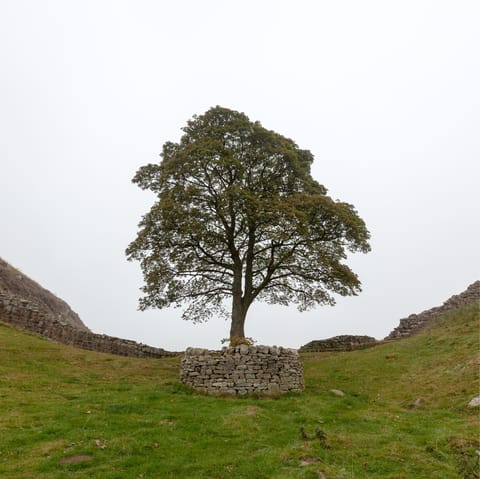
[1,1,479,351]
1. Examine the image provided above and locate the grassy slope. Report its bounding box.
[0,303,478,479]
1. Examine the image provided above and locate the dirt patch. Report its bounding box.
[60,455,93,464]
[37,439,66,456]
[243,405,261,417]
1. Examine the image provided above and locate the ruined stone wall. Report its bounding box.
[0,292,176,358]
[384,280,480,340]
[180,345,304,395]
[299,335,378,353]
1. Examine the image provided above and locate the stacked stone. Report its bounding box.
[384,280,480,340]
[0,292,176,358]
[180,345,304,395]
[299,335,378,353]
[385,313,430,340]
[0,258,90,332]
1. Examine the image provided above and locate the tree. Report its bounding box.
[126,106,371,341]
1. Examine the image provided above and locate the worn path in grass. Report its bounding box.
[0,302,478,478]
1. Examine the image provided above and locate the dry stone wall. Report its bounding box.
[384,280,480,340]
[299,335,378,353]
[0,292,176,358]
[0,257,89,331]
[180,345,304,395]
[299,281,479,352]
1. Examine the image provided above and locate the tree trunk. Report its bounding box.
[230,295,247,339]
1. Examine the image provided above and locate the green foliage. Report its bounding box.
[0,302,478,477]
[126,106,370,336]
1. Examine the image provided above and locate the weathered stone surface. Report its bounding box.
[180,345,304,396]
[467,396,480,408]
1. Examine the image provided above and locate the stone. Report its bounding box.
[467,396,480,407]
[268,383,280,394]
[330,389,345,397]
[239,344,249,354]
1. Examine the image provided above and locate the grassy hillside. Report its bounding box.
[0,302,478,479]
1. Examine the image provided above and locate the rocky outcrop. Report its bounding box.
[0,292,176,358]
[180,345,304,395]
[0,257,89,331]
[384,281,480,340]
[299,335,378,353]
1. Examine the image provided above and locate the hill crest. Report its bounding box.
[0,257,89,331]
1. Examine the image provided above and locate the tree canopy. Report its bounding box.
[126,106,371,341]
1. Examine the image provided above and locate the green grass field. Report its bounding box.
[1,302,478,478]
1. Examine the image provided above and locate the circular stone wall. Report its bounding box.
[180,345,304,395]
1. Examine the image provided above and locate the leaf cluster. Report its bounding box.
[126,106,370,322]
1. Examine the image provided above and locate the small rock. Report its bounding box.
[299,457,318,466]
[467,396,480,407]
[93,439,107,449]
[268,383,280,395]
[330,389,345,397]
[239,344,249,354]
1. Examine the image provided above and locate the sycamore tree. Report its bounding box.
[126,106,371,342]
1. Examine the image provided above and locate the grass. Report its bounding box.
[0,302,478,478]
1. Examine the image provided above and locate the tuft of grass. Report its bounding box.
[0,301,478,478]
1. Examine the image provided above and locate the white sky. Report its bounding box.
[1,0,479,351]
